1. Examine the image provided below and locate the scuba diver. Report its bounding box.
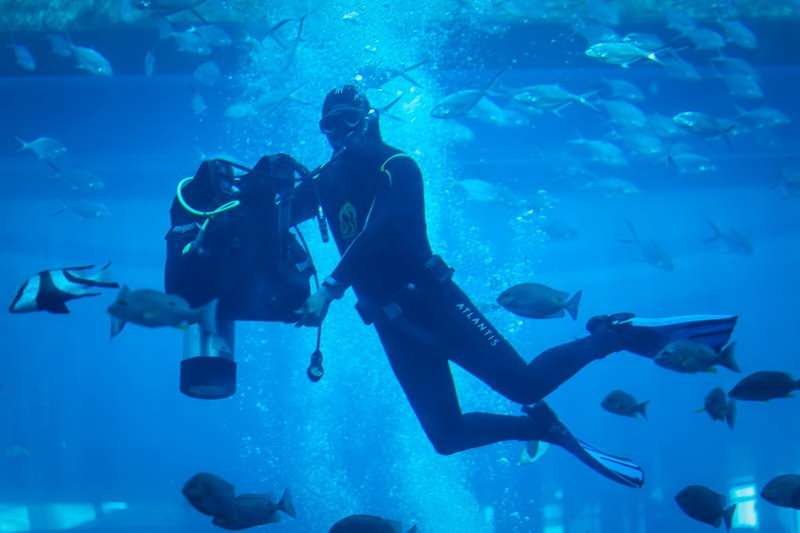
[294,84,739,488]
[165,154,320,399]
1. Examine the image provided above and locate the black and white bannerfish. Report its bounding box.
[9,263,118,314]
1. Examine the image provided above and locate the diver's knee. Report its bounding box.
[431,438,461,456]
[426,428,464,455]
[498,381,545,405]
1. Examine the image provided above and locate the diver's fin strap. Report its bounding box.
[379,153,413,186]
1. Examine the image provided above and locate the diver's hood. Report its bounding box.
[181,160,218,208]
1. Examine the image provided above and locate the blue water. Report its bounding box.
[1,3,800,532]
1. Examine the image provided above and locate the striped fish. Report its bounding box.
[9,263,118,314]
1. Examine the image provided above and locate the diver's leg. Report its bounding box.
[519,335,623,400]
[375,308,645,487]
[376,321,644,487]
[435,282,621,404]
[374,321,547,454]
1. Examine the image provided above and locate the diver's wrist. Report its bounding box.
[322,276,347,299]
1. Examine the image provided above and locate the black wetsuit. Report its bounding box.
[318,143,619,455]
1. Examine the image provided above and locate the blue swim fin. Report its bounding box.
[622,314,738,355]
[523,402,644,488]
[573,439,645,488]
[588,313,738,357]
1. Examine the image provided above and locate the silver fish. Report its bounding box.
[665,10,696,34]
[781,167,800,197]
[572,20,620,46]
[568,138,628,167]
[355,59,427,89]
[192,93,207,115]
[145,50,156,76]
[685,27,726,51]
[649,113,687,139]
[167,28,212,55]
[16,137,67,161]
[193,61,221,86]
[9,44,35,71]
[56,168,106,192]
[712,55,758,79]
[724,74,763,100]
[55,200,111,219]
[582,177,640,196]
[512,84,599,114]
[704,220,753,255]
[720,20,758,49]
[622,32,664,51]
[224,101,257,119]
[673,111,737,138]
[192,25,232,48]
[735,106,790,129]
[621,220,673,271]
[660,50,701,81]
[668,152,716,174]
[453,179,504,204]
[597,99,647,128]
[72,45,113,76]
[618,131,663,157]
[431,69,506,119]
[585,0,620,27]
[603,78,645,101]
[585,41,662,68]
[47,34,73,57]
[134,0,208,22]
[540,219,579,241]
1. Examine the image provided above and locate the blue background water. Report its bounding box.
[1,4,799,532]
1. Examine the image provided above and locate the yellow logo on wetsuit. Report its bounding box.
[339,202,358,240]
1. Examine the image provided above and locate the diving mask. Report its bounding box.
[319,105,368,135]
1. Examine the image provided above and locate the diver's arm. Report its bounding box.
[326,154,422,295]
[295,155,422,326]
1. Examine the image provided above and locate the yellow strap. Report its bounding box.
[379,153,413,185]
